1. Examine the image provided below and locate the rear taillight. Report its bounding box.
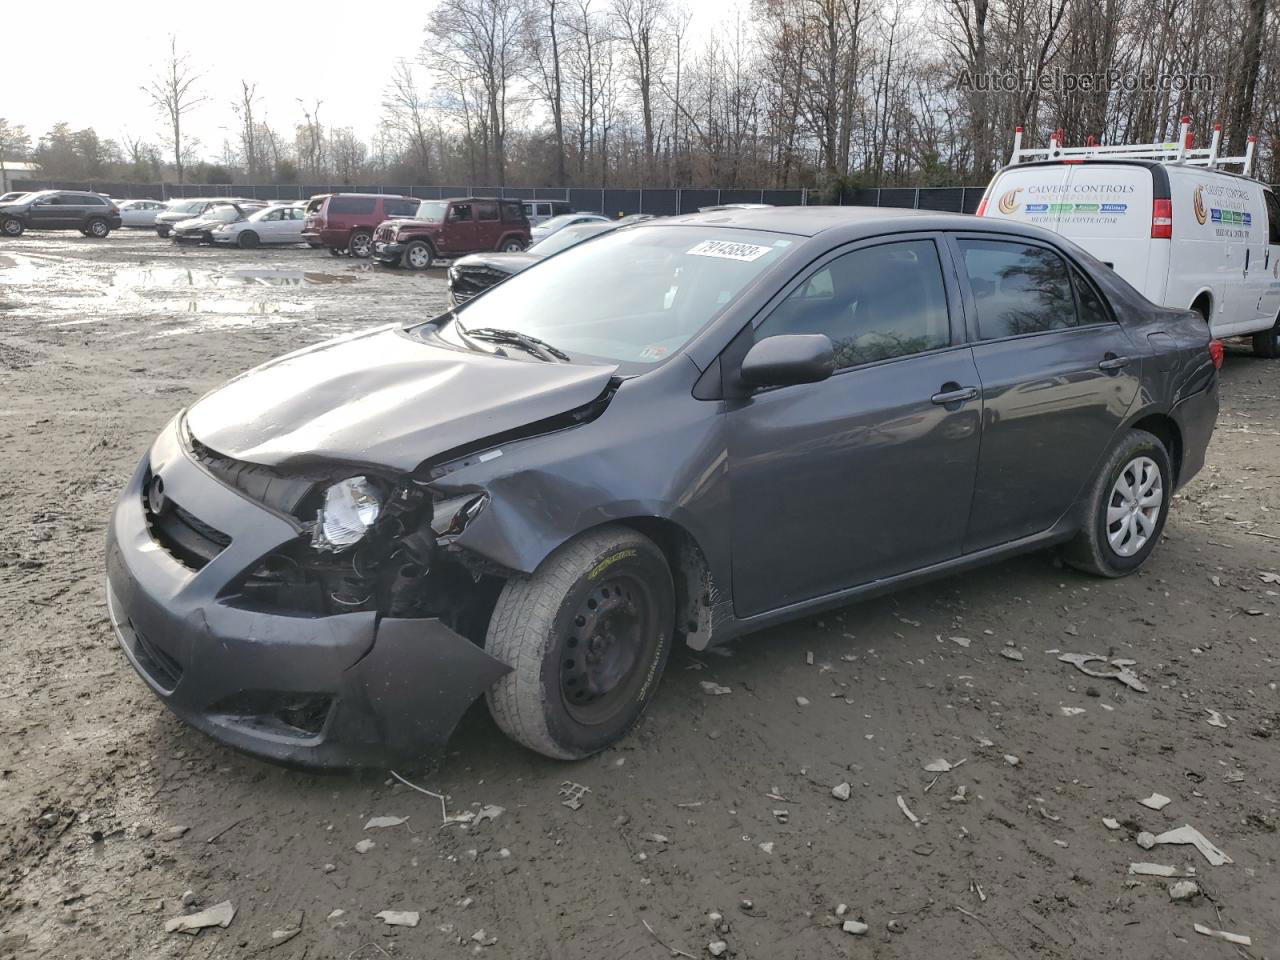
[1151,198,1173,239]
[1208,339,1224,369]
[975,194,989,217]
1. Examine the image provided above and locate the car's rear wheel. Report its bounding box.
[1252,315,1280,358]
[501,237,524,252]
[403,241,433,270]
[1064,429,1171,578]
[2,218,24,237]
[86,218,110,238]
[348,230,373,258]
[485,526,675,759]
[238,230,260,249]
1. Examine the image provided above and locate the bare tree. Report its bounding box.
[232,81,264,178]
[382,61,436,181]
[141,36,208,183]
[612,0,668,182]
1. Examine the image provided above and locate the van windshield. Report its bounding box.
[431,225,792,367]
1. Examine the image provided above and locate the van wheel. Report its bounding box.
[2,218,24,237]
[403,241,433,270]
[485,526,675,759]
[1063,430,1171,578]
[87,218,110,238]
[237,230,260,249]
[348,231,373,258]
[1252,316,1280,358]
[501,237,524,252]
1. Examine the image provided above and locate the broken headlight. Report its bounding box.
[311,476,382,552]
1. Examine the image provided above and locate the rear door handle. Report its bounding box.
[931,386,978,405]
[1098,355,1131,371]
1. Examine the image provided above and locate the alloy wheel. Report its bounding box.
[1106,456,1162,557]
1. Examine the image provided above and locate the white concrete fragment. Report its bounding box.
[1128,862,1178,877]
[699,681,731,696]
[364,816,408,829]
[842,920,869,935]
[1138,793,1171,811]
[1152,825,1232,866]
[376,911,420,927]
[1168,880,1199,901]
[164,901,235,934]
[831,782,851,801]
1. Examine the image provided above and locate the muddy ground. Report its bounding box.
[1,231,1278,960]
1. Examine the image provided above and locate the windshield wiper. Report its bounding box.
[462,327,571,362]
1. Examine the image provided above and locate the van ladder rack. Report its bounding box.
[1008,118,1255,176]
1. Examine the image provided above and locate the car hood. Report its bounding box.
[176,215,236,230]
[380,217,440,231]
[184,325,619,472]
[454,251,541,273]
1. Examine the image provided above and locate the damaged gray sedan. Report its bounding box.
[106,207,1219,766]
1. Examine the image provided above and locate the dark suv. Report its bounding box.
[0,190,122,238]
[372,198,530,270]
[302,194,419,258]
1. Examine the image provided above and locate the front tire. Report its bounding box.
[348,230,373,258]
[403,241,433,270]
[1252,315,1280,358]
[237,230,260,249]
[86,218,110,238]
[1064,430,1171,578]
[500,237,524,252]
[485,526,675,759]
[3,218,26,237]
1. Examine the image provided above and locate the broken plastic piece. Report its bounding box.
[1138,793,1171,811]
[164,901,235,934]
[897,795,920,825]
[1058,653,1148,693]
[1152,825,1231,865]
[364,816,408,829]
[1194,923,1251,946]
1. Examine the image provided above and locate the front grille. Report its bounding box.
[451,266,510,302]
[147,492,231,571]
[376,225,396,242]
[133,625,184,691]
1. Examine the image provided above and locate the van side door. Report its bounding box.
[1259,188,1280,324]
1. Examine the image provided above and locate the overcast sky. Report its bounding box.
[8,0,436,154]
[9,0,730,159]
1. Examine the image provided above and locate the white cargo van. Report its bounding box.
[978,122,1280,357]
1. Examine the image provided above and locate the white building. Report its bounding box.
[1,162,42,192]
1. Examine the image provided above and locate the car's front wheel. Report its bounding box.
[86,218,110,238]
[403,241,433,270]
[1252,314,1280,358]
[237,230,260,249]
[348,230,373,258]
[2,218,25,237]
[501,237,524,252]
[1064,429,1171,577]
[485,526,675,759]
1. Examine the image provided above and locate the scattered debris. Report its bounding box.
[1003,754,1021,767]
[949,786,968,804]
[831,782,851,802]
[354,839,375,854]
[1259,571,1280,584]
[363,816,408,830]
[375,911,420,928]
[1194,923,1252,947]
[164,901,235,934]
[1102,818,1120,830]
[950,636,971,648]
[1167,880,1200,901]
[1151,825,1232,866]
[805,650,814,665]
[158,825,190,842]
[835,904,848,917]
[389,770,452,824]
[772,809,789,824]
[758,841,774,854]
[897,795,920,825]
[700,681,732,696]
[841,920,869,935]
[999,648,1024,662]
[886,919,906,934]
[641,919,697,960]
[559,781,590,810]
[473,804,505,825]
[795,696,810,707]
[708,940,728,957]
[1059,706,1086,717]
[970,879,986,902]
[1206,709,1227,728]
[1128,863,1180,878]
[1138,793,1172,811]
[181,890,197,907]
[641,833,670,844]
[923,758,966,773]
[1136,832,1156,850]
[270,924,302,947]
[1058,653,1148,693]
[470,929,497,946]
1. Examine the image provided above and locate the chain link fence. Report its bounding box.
[12,180,988,215]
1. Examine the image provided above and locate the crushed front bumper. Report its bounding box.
[373,241,405,264]
[105,419,510,768]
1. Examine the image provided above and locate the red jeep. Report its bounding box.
[372,197,530,270]
[303,193,419,258]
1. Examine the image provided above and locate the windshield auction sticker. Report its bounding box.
[687,240,773,261]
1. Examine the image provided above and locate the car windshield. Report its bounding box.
[414,201,448,221]
[530,223,614,256]
[436,226,792,366]
[169,200,204,213]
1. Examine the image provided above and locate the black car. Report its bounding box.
[0,190,121,238]
[448,221,618,305]
[106,207,1219,767]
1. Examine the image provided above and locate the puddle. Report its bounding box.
[109,267,363,288]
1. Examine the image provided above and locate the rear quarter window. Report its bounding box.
[328,196,376,215]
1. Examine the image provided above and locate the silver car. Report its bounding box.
[210,204,307,248]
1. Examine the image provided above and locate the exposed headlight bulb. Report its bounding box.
[311,476,382,552]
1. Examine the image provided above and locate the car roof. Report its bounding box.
[653,205,989,237]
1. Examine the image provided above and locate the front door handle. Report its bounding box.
[931,386,978,405]
[1098,354,1131,371]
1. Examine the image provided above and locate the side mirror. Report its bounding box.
[740,334,835,389]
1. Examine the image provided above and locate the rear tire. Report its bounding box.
[87,218,110,238]
[1063,429,1171,578]
[403,241,433,270]
[1252,315,1280,358]
[485,526,675,759]
[501,237,524,252]
[237,230,260,249]
[348,230,373,258]
[2,218,23,237]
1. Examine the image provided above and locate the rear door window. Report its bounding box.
[958,238,1079,338]
[757,238,952,369]
[450,202,474,222]
[476,200,499,221]
[1265,190,1280,245]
